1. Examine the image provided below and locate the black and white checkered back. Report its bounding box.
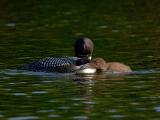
[20,57,79,73]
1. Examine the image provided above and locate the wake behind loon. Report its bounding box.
[18,38,95,73]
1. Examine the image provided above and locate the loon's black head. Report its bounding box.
[74,37,94,60]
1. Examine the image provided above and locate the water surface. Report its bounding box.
[0,0,160,119]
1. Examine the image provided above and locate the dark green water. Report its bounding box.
[0,0,160,119]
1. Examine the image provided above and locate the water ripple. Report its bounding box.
[110,114,125,118]
[31,91,48,94]
[82,101,96,105]
[155,106,160,112]
[8,116,39,120]
[37,109,55,113]
[48,114,61,118]
[107,109,117,113]
[73,115,88,120]
[13,93,28,96]
[136,107,147,111]
[58,106,70,110]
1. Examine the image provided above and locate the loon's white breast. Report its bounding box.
[75,63,96,74]
[76,68,96,74]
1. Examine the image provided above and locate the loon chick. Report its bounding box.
[76,58,132,74]
[19,37,94,73]
[91,58,132,73]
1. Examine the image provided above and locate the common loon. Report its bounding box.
[76,58,132,74]
[19,37,94,73]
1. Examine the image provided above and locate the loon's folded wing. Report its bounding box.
[19,57,79,72]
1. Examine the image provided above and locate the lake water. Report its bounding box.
[0,0,160,120]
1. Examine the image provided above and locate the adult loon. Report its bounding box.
[19,37,94,73]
